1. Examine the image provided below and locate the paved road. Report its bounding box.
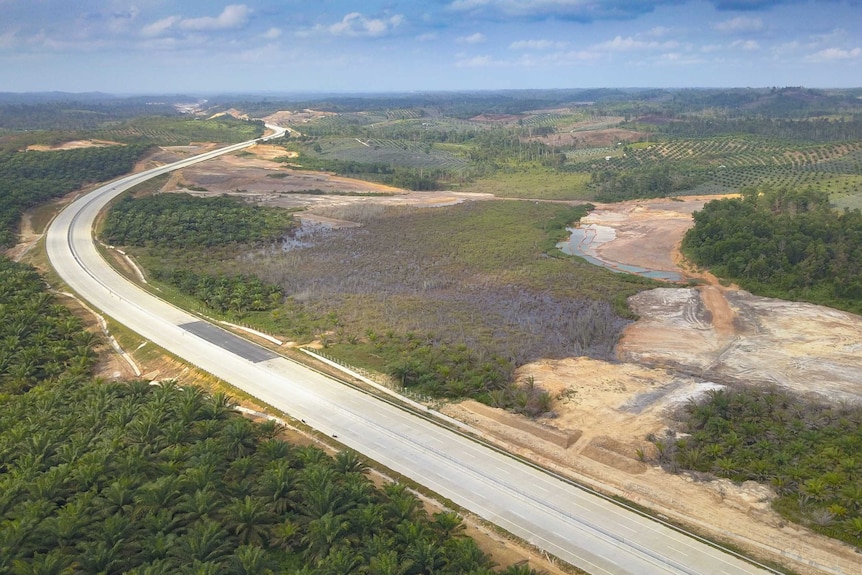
[46,133,775,575]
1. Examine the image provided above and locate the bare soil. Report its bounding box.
[529,128,646,149]
[160,142,494,216]
[25,139,122,151]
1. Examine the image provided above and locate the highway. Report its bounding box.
[46,131,775,575]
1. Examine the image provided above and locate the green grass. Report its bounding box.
[463,169,592,200]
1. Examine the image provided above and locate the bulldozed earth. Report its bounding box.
[40,142,862,574]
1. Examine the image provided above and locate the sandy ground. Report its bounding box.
[161,142,494,215]
[25,139,122,151]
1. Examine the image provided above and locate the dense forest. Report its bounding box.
[589,165,703,202]
[0,258,97,393]
[0,144,152,248]
[102,193,296,249]
[682,186,862,313]
[0,257,538,574]
[649,386,862,548]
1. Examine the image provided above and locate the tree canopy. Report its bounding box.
[0,255,539,575]
[682,186,862,313]
[102,193,296,249]
[0,144,152,248]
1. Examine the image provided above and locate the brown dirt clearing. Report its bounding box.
[25,139,122,151]
[157,145,494,218]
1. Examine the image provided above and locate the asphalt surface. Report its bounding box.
[45,130,777,575]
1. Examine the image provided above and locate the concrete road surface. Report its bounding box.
[46,133,777,575]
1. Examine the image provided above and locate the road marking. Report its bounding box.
[613,521,638,534]
[666,545,688,557]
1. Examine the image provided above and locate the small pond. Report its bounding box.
[557,225,685,282]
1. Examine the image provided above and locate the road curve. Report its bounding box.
[46,132,775,575]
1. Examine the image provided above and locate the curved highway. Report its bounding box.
[46,130,775,575]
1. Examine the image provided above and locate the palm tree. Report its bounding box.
[269,519,300,551]
[333,450,369,474]
[221,419,257,459]
[315,547,361,575]
[229,544,274,575]
[431,511,465,541]
[223,496,275,546]
[170,518,232,565]
[258,461,295,514]
[177,488,222,526]
[302,512,350,562]
[442,537,493,573]
[11,550,76,575]
[134,476,182,518]
[366,550,407,575]
[384,484,420,524]
[404,539,444,574]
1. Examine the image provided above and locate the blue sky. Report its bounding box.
[1,0,860,93]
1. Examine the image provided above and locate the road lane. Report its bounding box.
[46,132,776,575]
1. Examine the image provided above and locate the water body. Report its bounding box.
[557,224,685,282]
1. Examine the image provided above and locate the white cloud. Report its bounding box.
[806,47,861,62]
[595,35,678,52]
[456,54,495,67]
[713,17,763,34]
[458,32,486,44]
[730,39,760,51]
[141,16,180,37]
[646,26,672,38]
[180,5,251,31]
[509,39,568,50]
[449,0,492,10]
[417,32,438,41]
[262,27,282,40]
[328,12,403,37]
[0,29,18,49]
[141,5,250,37]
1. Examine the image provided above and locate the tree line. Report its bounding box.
[653,116,862,143]
[0,257,540,575]
[682,186,862,314]
[0,144,152,248]
[102,193,296,249]
[588,165,703,202]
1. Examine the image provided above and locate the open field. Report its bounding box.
[460,169,592,200]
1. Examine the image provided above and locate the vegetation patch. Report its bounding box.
[95,115,265,145]
[150,269,284,315]
[682,185,862,314]
[0,143,152,248]
[102,193,296,249]
[0,257,97,393]
[649,386,862,549]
